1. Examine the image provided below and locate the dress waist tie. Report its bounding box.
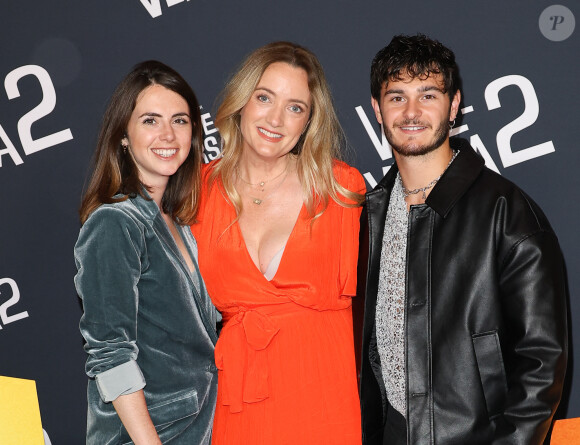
[215,303,301,413]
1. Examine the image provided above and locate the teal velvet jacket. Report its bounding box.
[74,192,219,445]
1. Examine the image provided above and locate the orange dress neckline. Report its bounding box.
[235,203,306,283]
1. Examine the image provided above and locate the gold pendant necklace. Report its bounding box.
[236,165,287,193]
[237,163,290,205]
[250,168,289,205]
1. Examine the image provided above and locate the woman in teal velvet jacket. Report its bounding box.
[74,61,219,444]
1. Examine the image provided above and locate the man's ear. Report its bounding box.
[371,97,383,125]
[450,90,461,121]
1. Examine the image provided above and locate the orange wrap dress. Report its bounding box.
[192,160,364,445]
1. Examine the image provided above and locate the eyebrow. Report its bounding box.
[138,112,190,118]
[384,85,445,95]
[255,86,310,109]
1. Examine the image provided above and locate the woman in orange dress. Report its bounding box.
[192,41,365,444]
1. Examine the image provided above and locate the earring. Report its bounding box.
[121,137,129,154]
[449,119,456,129]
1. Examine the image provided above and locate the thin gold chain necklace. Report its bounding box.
[236,164,288,192]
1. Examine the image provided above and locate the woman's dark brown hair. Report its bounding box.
[79,60,202,225]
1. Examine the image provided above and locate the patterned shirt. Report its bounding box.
[376,173,409,417]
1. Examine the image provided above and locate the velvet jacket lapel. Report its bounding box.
[131,192,218,344]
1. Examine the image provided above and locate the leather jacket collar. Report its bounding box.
[372,138,485,217]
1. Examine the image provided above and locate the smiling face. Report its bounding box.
[124,84,192,189]
[371,72,460,157]
[239,62,311,163]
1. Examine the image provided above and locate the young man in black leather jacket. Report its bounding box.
[358,34,568,445]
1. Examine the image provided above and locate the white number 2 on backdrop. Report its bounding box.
[0,278,29,329]
[0,65,73,167]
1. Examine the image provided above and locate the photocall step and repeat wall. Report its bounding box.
[0,1,578,442]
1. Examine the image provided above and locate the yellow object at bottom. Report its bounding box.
[0,376,45,445]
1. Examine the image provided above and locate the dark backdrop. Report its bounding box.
[1,1,577,442]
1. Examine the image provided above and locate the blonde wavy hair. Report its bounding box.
[210,41,364,218]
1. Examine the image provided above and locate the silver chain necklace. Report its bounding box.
[402,150,458,199]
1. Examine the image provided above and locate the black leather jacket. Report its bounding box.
[359,139,568,445]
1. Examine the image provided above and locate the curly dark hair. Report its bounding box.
[370,34,460,101]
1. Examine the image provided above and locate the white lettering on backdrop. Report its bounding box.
[0,65,73,168]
